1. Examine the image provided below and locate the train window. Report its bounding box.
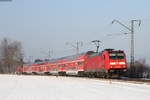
[117,53,124,59]
[62,64,66,67]
[109,53,124,59]
[58,65,61,67]
[48,65,51,68]
[77,62,83,66]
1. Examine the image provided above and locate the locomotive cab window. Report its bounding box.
[109,53,124,59]
[117,53,124,59]
[77,62,83,66]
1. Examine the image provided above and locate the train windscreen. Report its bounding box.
[109,53,124,59]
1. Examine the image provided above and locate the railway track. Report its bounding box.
[116,78,150,84]
[18,74,150,85]
[57,75,150,85]
[82,77,150,85]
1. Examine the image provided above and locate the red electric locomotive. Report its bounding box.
[84,49,127,77]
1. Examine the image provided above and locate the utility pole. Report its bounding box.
[91,40,102,53]
[48,49,53,60]
[112,19,141,77]
[28,56,33,64]
[66,41,83,55]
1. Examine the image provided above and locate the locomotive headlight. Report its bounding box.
[119,62,125,64]
[110,62,116,65]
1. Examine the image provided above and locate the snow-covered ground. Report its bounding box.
[0,75,150,100]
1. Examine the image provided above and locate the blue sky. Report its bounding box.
[0,0,150,63]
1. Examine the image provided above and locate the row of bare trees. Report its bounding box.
[0,38,23,74]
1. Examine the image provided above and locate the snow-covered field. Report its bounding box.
[0,75,150,100]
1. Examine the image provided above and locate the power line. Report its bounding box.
[106,33,129,36]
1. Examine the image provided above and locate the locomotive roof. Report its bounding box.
[102,48,124,53]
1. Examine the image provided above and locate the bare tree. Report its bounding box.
[128,58,150,78]
[0,38,23,74]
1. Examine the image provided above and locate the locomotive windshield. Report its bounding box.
[109,53,124,59]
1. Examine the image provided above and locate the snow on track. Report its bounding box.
[0,75,150,100]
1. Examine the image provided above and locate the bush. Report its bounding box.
[128,59,150,78]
